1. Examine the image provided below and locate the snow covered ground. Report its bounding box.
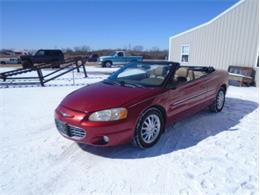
[0,70,259,195]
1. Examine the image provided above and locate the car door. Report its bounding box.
[47,50,58,63]
[34,50,45,63]
[192,69,219,104]
[45,50,55,63]
[166,71,208,122]
[116,52,125,64]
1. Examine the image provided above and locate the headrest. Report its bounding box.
[175,68,187,77]
[187,70,195,81]
[153,67,167,77]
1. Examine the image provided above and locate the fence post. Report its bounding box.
[76,58,80,73]
[36,68,44,86]
[82,63,88,78]
[72,68,75,86]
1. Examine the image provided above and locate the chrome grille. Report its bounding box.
[55,119,86,139]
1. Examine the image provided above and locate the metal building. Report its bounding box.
[169,0,259,73]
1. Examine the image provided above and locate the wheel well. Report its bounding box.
[104,60,112,64]
[220,84,227,93]
[150,105,167,128]
[23,59,32,64]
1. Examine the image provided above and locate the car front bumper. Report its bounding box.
[55,105,135,147]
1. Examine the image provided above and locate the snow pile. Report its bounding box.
[0,76,258,194]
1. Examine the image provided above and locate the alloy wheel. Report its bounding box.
[141,114,161,144]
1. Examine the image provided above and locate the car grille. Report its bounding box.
[55,119,86,139]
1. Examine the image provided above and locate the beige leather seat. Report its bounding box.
[175,68,195,81]
[187,70,195,81]
[175,68,187,77]
[141,66,167,86]
[152,66,167,79]
[171,68,195,87]
[175,68,188,81]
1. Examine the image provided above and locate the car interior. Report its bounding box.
[140,66,168,86]
[168,66,214,88]
[114,65,215,87]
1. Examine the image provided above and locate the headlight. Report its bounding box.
[89,108,128,121]
[99,58,103,61]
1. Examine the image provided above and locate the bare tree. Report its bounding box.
[133,45,144,51]
[74,46,80,52]
[81,45,91,52]
[150,46,160,52]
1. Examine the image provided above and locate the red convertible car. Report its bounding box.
[55,61,229,148]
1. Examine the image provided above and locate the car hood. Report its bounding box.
[99,56,112,59]
[61,82,162,113]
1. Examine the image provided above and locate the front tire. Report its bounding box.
[133,108,164,148]
[210,87,226,112]
[22,60,33,68]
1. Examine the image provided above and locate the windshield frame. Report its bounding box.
[105,61,180,88]
[110,52,117,56]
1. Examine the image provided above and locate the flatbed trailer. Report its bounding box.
[0,57,87,87]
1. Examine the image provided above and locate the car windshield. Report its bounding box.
[105,63,171,87]
[110,52,116,56]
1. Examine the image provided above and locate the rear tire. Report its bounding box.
[133,108,164,148]
[51,60,61,68]
[102,61,112,68]
[209,87,226,112]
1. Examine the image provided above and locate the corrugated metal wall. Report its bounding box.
[169,0,259,70]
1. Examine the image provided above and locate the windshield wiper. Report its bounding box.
[103,79,144,88]
[103,79,120,86]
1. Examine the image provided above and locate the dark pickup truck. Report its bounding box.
[20,49,64,68]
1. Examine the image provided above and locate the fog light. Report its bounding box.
[103,136,109,143]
